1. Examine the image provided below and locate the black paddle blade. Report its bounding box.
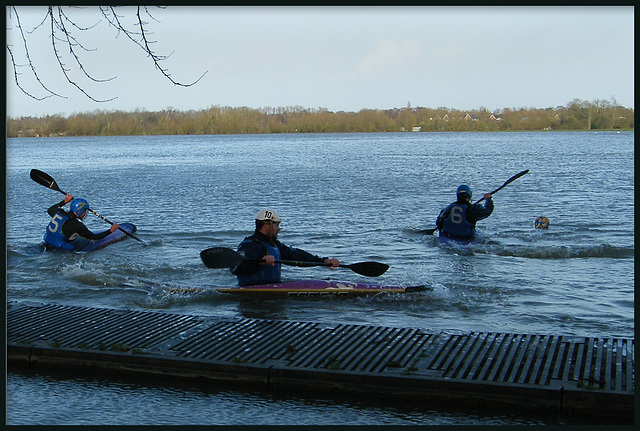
[30,169,64,193]
[344,261,389,277]
[200,247,244,269]
[419,228,438,235]
[508,169,529,182]
[493,169,529,192]
[474,169,529,204]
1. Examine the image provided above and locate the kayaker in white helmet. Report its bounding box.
[231,209,340,286]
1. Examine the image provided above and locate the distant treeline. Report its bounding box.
[7,98,633,138]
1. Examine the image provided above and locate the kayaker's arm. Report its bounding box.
[61,218,113,241]
[469,194,493,221]
[47,194,74,217]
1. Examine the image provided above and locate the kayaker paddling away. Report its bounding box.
[420,170,529,241]
[435,184,494,242]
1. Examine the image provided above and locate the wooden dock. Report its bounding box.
[6,301,634,420]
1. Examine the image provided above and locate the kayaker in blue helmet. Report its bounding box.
[231,209,340,286]
[43,194,119,251]
[435,184,493,240]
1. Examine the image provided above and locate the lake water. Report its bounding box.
[5,131,634,425]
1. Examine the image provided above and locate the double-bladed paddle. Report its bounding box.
[200,247,389,277]
[30,168,147,244]
[420,169,530,235]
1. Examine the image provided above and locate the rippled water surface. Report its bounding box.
[6,131,634,425]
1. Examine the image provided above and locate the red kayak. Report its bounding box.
[216,279,426,296]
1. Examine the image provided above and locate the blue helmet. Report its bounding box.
[70,198,89,217]
[456,184,472,199]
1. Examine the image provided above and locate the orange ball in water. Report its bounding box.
[534,216,549,229]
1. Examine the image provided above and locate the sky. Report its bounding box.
[5,6,635,118]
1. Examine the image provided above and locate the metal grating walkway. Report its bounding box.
[6,301,634,419]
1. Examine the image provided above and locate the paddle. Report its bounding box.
[420,169,530,235]
[30,168,147,244]
[200,247,389,277]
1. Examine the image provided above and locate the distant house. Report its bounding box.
[464,113,478,120]
[489,113,502,121]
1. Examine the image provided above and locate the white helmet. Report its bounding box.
[256,209,281,222]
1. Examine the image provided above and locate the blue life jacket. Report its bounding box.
[440,203,476,239]
[236,239,282,287]
[43,211,77,250]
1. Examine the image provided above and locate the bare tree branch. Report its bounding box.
[100,6,207,87]
[6,6,208,103]
[54,6,114,83]
[7,6,65,100]
[48,6,117,102]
